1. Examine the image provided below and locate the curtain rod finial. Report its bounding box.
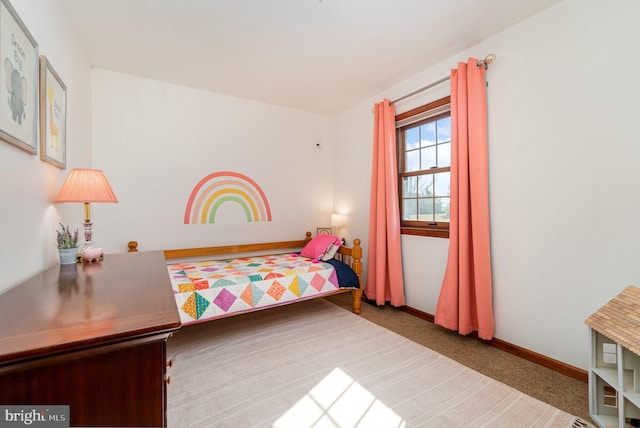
[483,53,496,65]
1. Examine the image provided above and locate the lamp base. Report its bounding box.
[82,220,94,250]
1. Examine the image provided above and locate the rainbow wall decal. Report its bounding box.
[184,171,272,224]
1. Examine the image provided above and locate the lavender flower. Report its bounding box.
[57,222,79,249]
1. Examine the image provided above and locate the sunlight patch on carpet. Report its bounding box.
[274,367,405,428]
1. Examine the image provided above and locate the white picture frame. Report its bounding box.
[317,227,332,236]
[0,0,38,154]
[39,55,66,168]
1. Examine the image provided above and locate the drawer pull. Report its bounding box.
[166,376,171,384]
[166,359,173,368]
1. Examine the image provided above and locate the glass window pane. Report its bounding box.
[403,199,417,221]
[405,149,419,172]
[434,172,450,197]
[420,146,436,169]
[417,174,433,197]
[437,142,451,167]
[405,127,419,150]
[403,176,417,197]
[420,122,436,147]
[397,103,451,228]
[435,197,450,221]
[418,198,433,222]
[437,117,451,143]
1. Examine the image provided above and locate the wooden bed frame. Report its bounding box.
[126,232,363,315]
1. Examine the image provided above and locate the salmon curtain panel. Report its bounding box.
[366,99,405,306]
[435,58,494,340]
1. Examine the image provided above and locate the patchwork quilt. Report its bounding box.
[168,254,341,325]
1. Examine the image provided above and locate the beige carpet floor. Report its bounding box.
[166,298,593,427]
[324,293,592,424]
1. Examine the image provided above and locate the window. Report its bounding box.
[396,96,451,238]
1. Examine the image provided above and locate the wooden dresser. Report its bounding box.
[0,251,181,427]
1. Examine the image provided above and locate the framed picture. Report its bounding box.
[317,227,332,236]
[39,55,66,168]
[0,0,38,154]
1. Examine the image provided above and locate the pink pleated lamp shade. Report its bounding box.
[54,168,118,203]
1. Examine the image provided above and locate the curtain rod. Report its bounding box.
[390,75,450,104]
[389,53,496,105]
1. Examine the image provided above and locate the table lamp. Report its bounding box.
[54,168,118,251]
[331,213,345,232]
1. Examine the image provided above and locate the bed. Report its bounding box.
[127,232,363,325]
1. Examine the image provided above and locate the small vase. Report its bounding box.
[58,247,79,265]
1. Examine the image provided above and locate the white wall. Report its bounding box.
[91,70,335,253]
[0,0,92,293]
[334,0,640,370]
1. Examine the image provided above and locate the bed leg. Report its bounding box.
[352,288,362,315]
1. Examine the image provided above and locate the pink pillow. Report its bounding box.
[300,234,341,259]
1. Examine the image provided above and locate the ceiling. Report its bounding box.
[61,0,561,116]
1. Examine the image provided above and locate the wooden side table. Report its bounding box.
[0,251,181,427]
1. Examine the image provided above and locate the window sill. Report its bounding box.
[401,227,449,239]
